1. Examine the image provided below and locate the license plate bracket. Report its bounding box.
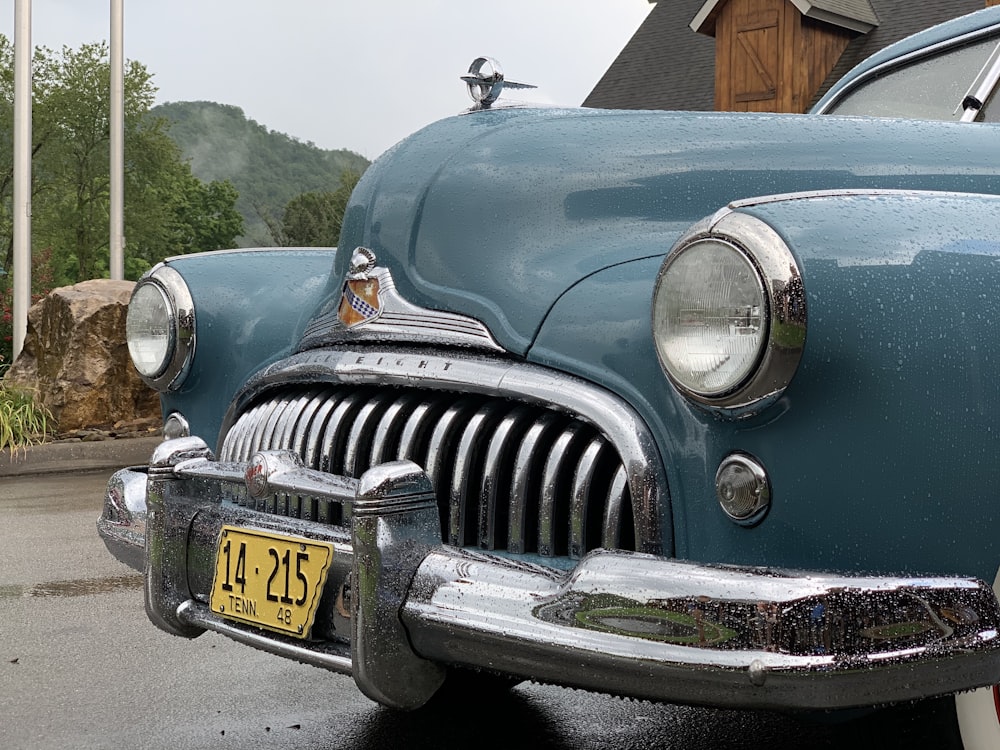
[209,526,334,639]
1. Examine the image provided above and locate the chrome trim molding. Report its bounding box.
[119,438,1000,711]
[727,187,997,210]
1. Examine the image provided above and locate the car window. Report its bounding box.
[974,48,1000,122]
[826,35,1000,121]
[978,86,999,121]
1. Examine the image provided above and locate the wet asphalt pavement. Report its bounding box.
[0,469,965,749]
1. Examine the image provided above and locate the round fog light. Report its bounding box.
[716,453,770,525]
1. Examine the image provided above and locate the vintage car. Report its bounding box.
[101,6,1000,747]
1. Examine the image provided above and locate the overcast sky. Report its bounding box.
[1,1,653,160]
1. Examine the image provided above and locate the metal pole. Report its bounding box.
[109,0,124,280]
[12,0,31,360]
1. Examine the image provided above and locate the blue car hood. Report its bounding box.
[330,107,1000,356]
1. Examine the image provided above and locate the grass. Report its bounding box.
[0,377,52,451]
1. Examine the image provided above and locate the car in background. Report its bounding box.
[101,6,1000,748]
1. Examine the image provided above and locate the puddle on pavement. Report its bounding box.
[0,574,143,599]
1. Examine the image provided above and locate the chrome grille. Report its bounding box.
[220,384,636,558]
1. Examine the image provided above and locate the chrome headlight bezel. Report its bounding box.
[126,264,196,392]
[652,211,807,416]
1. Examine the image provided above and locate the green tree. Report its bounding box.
[281,168,361,247]
[121,123,242,276]
[0,40,243,288]
[0,39,243,361]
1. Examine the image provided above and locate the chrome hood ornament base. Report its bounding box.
[461,57,536,109]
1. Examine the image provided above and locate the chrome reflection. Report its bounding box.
[405,548,1000,707]
[534,586,980,655]
[97,466,149,571]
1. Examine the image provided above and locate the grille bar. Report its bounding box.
[217,347,670,557]
[220,384,637,558]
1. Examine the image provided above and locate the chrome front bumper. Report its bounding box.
[99,437,1000,711]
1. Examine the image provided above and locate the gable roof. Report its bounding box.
[691,0,879,34]
[584,0,985,112]
[582,0,716,111]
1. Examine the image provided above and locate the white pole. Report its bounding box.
[12,0,31,360]
[110,0,124,280]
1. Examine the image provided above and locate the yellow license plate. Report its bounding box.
[209,526,334,639]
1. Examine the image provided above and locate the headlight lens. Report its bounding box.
[127,282,173,379]
[126,265,196,391]
[652,212,806,415]
[652,239,766,396]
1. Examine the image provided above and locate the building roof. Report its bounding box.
[584,0,985,111]
[582,0,717,111]
[691,0,879,34]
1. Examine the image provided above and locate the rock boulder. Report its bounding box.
[4,279,161,432]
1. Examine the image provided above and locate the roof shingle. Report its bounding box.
[583,0,716,110]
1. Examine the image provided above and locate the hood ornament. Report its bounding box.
[461,57,536,109]
[338,247,381,328]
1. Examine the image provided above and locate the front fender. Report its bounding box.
[731,189,1000,580]
[157,248,336,445]
[531,189,1000,580]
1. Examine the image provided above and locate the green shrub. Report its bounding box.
[0,382,52,451]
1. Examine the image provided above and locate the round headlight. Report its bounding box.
[652,238,766,397]
[652,212,806,415]
[127,282,173,379]
[126,265,196,391]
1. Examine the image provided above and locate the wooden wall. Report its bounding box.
[713,0,852,112]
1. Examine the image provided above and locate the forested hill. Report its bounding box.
[152,101,370,246]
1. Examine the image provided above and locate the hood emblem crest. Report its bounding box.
[310,245,502,352]
[338,247,382,328]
